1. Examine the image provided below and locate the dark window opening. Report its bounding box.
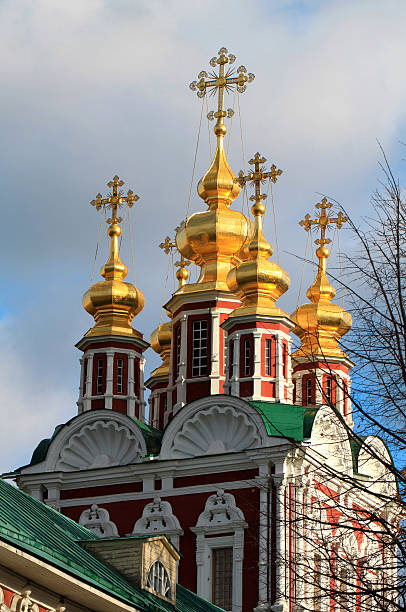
[212,547,233,611]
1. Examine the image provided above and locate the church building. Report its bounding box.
[8,48,401,612]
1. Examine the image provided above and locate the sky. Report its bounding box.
[1,0,406,474]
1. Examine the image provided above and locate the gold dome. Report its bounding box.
[149,317,172,378]
[83,176,145,339]
[291,199,352,359]
[175,48,256,294]
[227,153,290,318]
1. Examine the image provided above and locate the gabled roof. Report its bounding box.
[250,401,320,441]
[0,478,222,612]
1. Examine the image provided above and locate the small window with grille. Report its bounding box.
[243,337,251,377]
[306,377,312,405]
[265,338,273,376]
[325,377,332,404]
[175,326,181,378]
[117,358,124,393]
[212,547,233,611]
[192,319,208,377]
[96,358,104,394]
[146,561,172,600]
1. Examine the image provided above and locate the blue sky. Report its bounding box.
[1,0,406,472]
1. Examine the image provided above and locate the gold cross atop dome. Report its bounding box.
[160,223,191,289]
[82,175,145,338]
[290,198,351,359]
[299,197,347,246]
[237,152,282,215]
[91,175,139,225]
[190,47,254,137]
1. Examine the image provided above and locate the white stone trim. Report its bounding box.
[191,490,247,612]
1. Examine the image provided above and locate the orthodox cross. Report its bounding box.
[237,152,282,211]
[299,197,347,246]
[189,47,255,129]
[159,222,191,288]
[91,175,139,225]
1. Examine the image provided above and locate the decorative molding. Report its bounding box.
[56,420,143,471]
[310,406,352,474]
[10,591,39,612]
[194,489,247,531]
[130,497,183,548]
[24,410,149,473]
[79,504,119,537]
[161,396,267,460]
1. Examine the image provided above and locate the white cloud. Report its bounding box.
[0,0,406,473]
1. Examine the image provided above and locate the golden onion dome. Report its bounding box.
[226,158,290,319]
[83,176,145,339]
[149,317,172,378]
[175,130,249,292]
[291,200,352,359]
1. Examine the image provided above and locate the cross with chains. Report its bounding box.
[189,47,254,128]
[90,175,139,225]
[237,152,283,207]
[299,197,347,245]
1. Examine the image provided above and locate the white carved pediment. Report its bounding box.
[38,410,148,472]
[311,406,352,474]
[160,396,266,460]
[131,497,183,547]
[195,489,246,529]
[357,436,397,496]
[79,503,119,537]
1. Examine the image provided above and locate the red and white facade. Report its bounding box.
[14,281,401,612]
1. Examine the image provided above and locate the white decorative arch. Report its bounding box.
[38,410,148,472]
[160,395,268,460]
[79,503,119,537]
[131,497,183,549]
[357,436,397,496]
[310,406,353,475]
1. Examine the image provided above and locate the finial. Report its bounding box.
[91,175,139,226]
[299,197,347,303]
[175,257,191,288]
[238,152,282,216]
[190,47,254,137]
[90,176,139,282]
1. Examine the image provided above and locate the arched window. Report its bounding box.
[96,357,104,394]
[146,561,172,599]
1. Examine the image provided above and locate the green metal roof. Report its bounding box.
[0,478,223,612]
[250,401,320,441]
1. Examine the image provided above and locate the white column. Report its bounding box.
[231,333,240,397]
[138,355,146,421]
[127,354,135,417]
[275,336,284,402]
[315,368,323,404]
[210,310,220,394]
[273,466,288,612]
[77,357,84,413]
[83,353,93,412]
[176,314,188,411]
[105,350,114,409]
[286,336,294,403]
[256,463,270,609]
[252,331,262,399]
[46,484,61,511]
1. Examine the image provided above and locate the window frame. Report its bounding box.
[96,357,104,395]
[191,319,209,377]
[116,357,124,394]
[243,337,251,377]
[212,546,233,611]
